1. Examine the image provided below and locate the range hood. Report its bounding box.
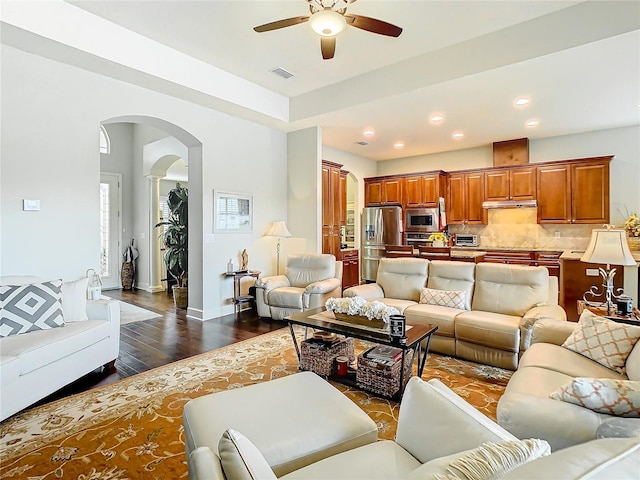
[482,199,538,209]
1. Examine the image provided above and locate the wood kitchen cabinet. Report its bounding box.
[481,249,561,277]
[364,177,403,206]
[322,161,346,257]
[537,157,611,224]
[448,171,485,225]
[484,167,536,201]
[403,172,447,208]
[341,249,360,290]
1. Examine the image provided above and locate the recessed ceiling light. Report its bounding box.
[355,141,369,146]
[394,142,405,149]
[514,97,531,107]
[363,129,375,136]
[452,131,464,140]
[526,119,540,127]
[430,114,444,123]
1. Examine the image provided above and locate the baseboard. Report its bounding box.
[186,307,204,321]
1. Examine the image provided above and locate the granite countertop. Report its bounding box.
[451,250,487,258]
[450,246,564,253]
[560,250,640,263]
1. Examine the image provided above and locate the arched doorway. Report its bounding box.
[100,115,203,315]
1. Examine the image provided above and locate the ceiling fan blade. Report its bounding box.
[345,14,402,37]
[253,16,309,33]
[321,36,336,60]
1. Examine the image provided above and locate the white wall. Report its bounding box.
[377,125,640,226]
[0,44,287,320]
[287,127,322,256]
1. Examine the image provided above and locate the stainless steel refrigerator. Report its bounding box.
[361,206,403,282]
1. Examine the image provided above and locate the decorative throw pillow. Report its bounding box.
[420,287,467,310]
[431,439,551,480]
[550,378,640,418]
[61,277,89,322]
[562,311,640,374]
[0,280,65,337]
[218,429,277,480]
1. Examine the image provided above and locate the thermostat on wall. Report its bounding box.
[23,199,40,211]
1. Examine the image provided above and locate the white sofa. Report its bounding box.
[184,373,640,479]
[256,254,343,320]
[344,258,566,370]
[497,311,640,450]
[0,276,120,420]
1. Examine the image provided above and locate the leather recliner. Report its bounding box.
[255,254,343,320]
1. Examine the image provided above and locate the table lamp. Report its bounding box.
[266,221,292,275]
[580,225,636,315]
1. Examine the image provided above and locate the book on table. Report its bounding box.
[365,345,403,366]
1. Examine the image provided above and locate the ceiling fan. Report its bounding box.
[253,0,403,60]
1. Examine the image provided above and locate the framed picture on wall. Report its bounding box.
[214,190,253,233]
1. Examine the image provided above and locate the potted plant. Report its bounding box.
[156,183,188,308]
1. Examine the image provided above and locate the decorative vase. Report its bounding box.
[121,262,134,290]
[627,235,640,252]
[432,241,445,247]
[172,285,188,309]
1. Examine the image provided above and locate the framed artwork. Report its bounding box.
[214,190,253,233]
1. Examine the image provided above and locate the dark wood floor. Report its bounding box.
[39,289,283,405]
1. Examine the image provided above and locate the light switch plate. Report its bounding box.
[586,268,600,277]
[23,199,40,211]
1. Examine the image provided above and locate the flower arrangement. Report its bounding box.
[428,232,447,245]
[326,297,399,323]
[624,213,640,237]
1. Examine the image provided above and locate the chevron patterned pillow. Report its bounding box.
[0,280,65,337]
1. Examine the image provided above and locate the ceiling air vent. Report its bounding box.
[355,141,369,146]
[270,67,294,79]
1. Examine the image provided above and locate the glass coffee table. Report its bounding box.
[286,307,438,399]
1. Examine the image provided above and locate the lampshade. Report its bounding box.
[580,227,636,266]
[266,221,292,238]
[308,10,347,37]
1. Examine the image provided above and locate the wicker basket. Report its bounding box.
[299,337,355,378]
[356,347,414,397]
[333,312,387,330]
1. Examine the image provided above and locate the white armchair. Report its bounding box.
[255,254,343,320]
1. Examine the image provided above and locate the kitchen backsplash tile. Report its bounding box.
[449,208,597,251]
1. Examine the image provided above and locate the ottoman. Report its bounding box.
[183,372,378,477]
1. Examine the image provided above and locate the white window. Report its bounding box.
[99,125,110,154]
[99,182,110,276]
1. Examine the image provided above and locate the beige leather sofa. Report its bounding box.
[344,258,566,369]
[497,312,640,450]
[256,254,343,320]
[184,373,640,479]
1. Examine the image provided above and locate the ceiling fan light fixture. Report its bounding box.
[309,10,347,37]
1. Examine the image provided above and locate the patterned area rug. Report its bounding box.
[0,327,511,479]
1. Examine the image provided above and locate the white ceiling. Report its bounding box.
[5,1,640,161]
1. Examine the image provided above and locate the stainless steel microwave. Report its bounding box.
[404,207,440,233]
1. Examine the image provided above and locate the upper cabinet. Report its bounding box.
[448,171,485,225]
[403,173,447,208]
[484,166,536,202]
[537,157,611,224]
[363,155,611,226]
[322,161,345,256]
[364,178,402,206]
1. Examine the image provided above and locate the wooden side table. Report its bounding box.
[577,300,640,325]
[225,270,260,316]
